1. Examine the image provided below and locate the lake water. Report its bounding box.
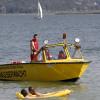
[0,14,100,100]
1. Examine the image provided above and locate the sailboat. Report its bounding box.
[38,0,43,19]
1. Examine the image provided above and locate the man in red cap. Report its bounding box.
[30,34,39,62]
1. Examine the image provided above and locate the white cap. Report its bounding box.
[75,38,80,43]
[44,40,48,45]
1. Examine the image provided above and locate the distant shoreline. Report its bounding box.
[0,10,100,15]
[53,10,100,15]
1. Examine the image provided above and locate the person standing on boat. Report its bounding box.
[72,38,81,58]
[30,34,39,62]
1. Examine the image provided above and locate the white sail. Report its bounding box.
[38,0,43,19]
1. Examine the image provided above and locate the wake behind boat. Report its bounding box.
[0,33,91,81]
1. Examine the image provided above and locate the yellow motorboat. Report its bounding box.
[0,34,91,81]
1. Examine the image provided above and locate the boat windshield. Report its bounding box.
[45,46,67,60]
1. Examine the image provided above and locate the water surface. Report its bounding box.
[0,14,100,100]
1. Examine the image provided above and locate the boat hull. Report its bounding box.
[0,61,90,81]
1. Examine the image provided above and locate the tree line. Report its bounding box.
[0,0,100,13]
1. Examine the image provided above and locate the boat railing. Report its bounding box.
[36,42,83,62]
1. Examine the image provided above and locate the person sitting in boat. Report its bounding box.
[58,50,66,59]
[43,40,52,60]
[45,48,52,60]
[72,38,81,58]
[30,34,39,62]
[74,38,81,50]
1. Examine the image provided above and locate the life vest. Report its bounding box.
[30,38,39,62]
[31,38,39,51]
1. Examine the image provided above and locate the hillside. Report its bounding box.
[0,0,100,13]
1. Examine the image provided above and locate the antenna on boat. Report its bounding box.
[63,33,68,46]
